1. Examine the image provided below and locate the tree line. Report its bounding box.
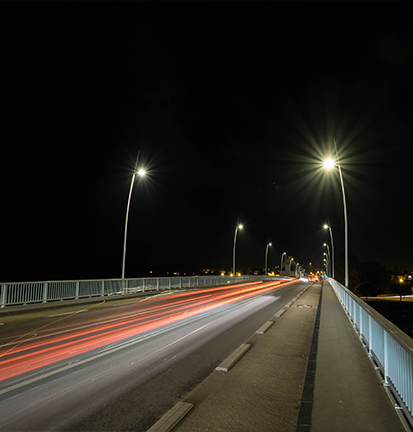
[334,253,412,300]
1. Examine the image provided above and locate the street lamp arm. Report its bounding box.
[122,173,136,279]
[233,228,238,276]
[334,139,348,287]
[265,243,272,276]
[122,151,141,280]
[233,225,242,276]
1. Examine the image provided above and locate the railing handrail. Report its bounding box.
[329,278,413,355]
[328,277,413,426]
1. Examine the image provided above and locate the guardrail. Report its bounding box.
[328,278,413,428]
[0,275,280,308]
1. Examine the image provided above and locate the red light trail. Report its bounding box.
[0,279,296,382]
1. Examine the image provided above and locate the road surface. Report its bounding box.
[0,279,310,431]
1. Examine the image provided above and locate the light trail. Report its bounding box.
[0,279,296,382]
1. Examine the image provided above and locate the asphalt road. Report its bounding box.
[0,279,310,432]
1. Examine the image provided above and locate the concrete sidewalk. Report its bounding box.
[311,283,405,432]
[153,281,405,432]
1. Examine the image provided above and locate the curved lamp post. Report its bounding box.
[323,243,331,276]
[280,252,286,276]
[324,138,348,286]
[323,257,329,276]
[265,242,272,276]
[323,224,335,279]
[233,224,243,276]
[323,253,329,276]
[122,152,146,280]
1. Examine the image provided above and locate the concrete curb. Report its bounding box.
[146,402,194,432]
[256,320,274,334]
[274,308,287,318]
[215,343,251,372]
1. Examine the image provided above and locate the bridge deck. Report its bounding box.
[174,281,406,432]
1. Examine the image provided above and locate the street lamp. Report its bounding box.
[323,224,335,279]
[323,253,329,276]
[265,242,272,276]
[323,243,331,276]
[323,257,328,275]
[233,224,243,277]
[323,140,347,286]
[122,151,146,280]
[280,252,286,276]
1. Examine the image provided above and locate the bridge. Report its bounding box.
[0,277,412,431]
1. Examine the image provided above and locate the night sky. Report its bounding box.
[2,4,413,282]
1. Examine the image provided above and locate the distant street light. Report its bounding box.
[323,253,329,276]
[323,243,331,276]
[323,139,348,287]
[280,252,286,276]
[265,242,272,276]
[323,224,335,279]
[233,224,243,277]
[122,151,146,280]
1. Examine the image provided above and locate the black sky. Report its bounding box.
[1,4,413,282]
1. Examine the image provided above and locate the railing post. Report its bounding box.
[157,278,159,291]
[383,331,389,386]
[359,306,363,340]
[169,278,171,289]
[180,278,182,288]
[101,281,105,297]
[43,282,48,303]
[1,284,7,307]
[143,278,145,292]
[368,315,373,357]
[75,281,80,300]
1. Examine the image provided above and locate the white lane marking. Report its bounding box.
[157,323,211,351]
[0,316,214,397]
[0,302,105,359]
[0,296,209,348]
[43,310,89,318]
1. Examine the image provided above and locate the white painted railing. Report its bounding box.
[328,278,413,427]
[0,275,279,307]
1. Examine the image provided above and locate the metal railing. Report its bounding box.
[328,278,413,427]
[0,275,280,308]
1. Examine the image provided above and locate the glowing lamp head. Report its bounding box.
[323,224,329,230]
[323,243,327,246]
[323,158,335,170]
[137,169,146,176]
[269,242,272,246]
[238,225,243,230]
